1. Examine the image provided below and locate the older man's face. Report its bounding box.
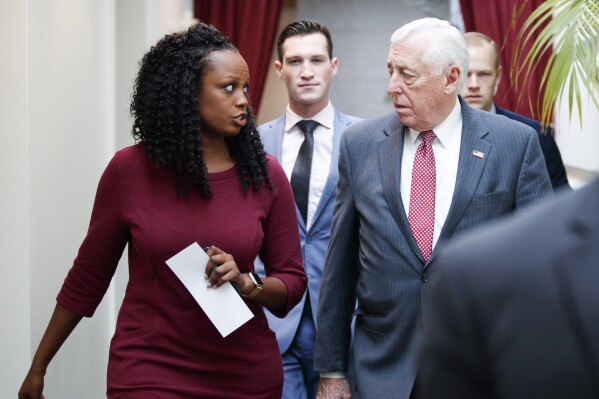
[386,33,459,132]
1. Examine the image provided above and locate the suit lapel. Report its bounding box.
[260,115,286,160]
[260,115,306,232]
[310,108,348,228]
[378,118,424,266]
[435,100,490,251]
[266,111,355,233]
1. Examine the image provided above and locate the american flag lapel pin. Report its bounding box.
[472,150,484,158]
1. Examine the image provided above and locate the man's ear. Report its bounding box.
[274,60,283,79]
[494,65,502,96]
[331,57,339,76]
[445,65,461,94]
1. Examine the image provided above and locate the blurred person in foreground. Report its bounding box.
[419,178,599,398]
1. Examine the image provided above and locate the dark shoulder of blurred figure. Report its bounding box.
[419,178,599,398]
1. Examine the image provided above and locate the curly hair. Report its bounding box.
[131,23,272,198]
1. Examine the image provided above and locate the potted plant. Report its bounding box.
[514,0,599,126]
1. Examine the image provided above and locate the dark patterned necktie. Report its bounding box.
[409,130,437,262]
[290,120,319,224]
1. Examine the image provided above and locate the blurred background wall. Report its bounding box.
[1,1,596,397]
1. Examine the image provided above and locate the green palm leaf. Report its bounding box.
[513,0,599,127]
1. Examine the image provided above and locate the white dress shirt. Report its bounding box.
[281,102,335,229]
[401,100,462,249]
[321,101,463,381]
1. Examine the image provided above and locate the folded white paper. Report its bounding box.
[165,242,254,337]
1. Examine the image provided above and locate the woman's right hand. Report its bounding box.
[18,367,46,399]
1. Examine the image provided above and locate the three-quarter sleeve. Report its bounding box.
[57,152,129,317]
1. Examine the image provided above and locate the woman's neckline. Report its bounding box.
[207,164,237,181]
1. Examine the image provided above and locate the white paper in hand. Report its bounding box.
[165,242,254,337]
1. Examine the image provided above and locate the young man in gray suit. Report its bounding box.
[314,18,552,399]
[461,31,570,191]
[255,20,361,399]
[419,178,599,399]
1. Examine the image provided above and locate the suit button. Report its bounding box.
[421,273,429,283]
[306,238,312,244]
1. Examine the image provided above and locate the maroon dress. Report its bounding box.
[57,144,306,398]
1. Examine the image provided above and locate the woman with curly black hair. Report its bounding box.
[19,23,306,399]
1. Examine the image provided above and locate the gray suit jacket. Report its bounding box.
[256,108,362,353]
[314,98,553,399]
[419,178,599,399]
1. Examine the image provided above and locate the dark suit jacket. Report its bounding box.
[314,98,553,399]
[419,178,599,399]
[496,105,570,191]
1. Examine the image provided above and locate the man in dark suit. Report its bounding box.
[313,18,553,399]
[461,31,570,191]
[255,20,361,399]
[419,178,599,398]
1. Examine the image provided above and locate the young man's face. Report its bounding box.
[275,33,338,116]
[461,43,501,112]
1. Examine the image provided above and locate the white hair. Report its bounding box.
[390,18,469,91]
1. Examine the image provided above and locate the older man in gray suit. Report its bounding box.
[314,18,553,399]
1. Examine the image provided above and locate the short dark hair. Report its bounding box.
[276,20,333,61]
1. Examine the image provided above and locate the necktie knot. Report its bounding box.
[297,119,319,136]
[420,130,436,145]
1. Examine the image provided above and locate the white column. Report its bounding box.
[26,1,116,397]
[0,1,30,397]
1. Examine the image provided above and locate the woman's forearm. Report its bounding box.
[30,303,83,373]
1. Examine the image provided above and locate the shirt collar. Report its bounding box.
[490,102,497,114]
[407,99,462,148]
[285,101,334,132]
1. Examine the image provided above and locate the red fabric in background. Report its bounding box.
[460,0,550,120]
[195,0,283,115]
